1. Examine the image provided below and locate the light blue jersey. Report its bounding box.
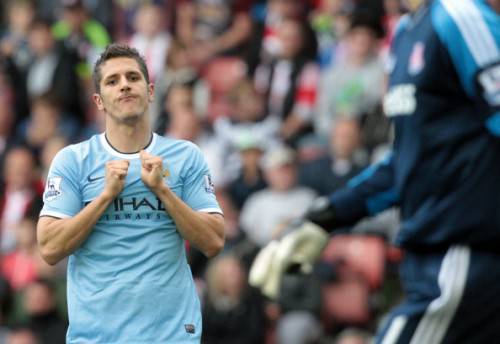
[40,133,222,343]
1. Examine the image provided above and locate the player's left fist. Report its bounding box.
[140,150,165,191]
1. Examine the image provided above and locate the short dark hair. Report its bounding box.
[93,44,150,93]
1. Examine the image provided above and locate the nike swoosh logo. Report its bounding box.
[87,175,104,182]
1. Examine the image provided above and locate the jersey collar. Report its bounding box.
[99,132,157,159]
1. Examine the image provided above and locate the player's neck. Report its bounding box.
[105,121,152,154]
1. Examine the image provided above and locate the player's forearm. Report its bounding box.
[37,193,114,265]
[154,185,225,258]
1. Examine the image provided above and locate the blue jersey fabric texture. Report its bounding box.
[40,132,222,343]
[331,0,500,251]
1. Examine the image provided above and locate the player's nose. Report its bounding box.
[119,76,131,92]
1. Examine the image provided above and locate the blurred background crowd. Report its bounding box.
[0,0,410,343]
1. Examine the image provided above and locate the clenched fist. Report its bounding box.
[140,150,165,191]
[103,160,130,199]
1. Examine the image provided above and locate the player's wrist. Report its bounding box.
[99,190,117,203]
[149,183,170,197]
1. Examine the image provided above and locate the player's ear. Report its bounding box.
[148,83,154,103]
[93,93,105,111]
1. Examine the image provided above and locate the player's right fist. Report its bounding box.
[102,160,130,199]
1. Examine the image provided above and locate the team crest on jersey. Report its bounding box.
[45,176,62,201]
[408,42,425,76]
[204,175,215,194]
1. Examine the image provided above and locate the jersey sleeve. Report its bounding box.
[40,146,82,218]
[181,143,222,214]
[329,151,398,225]
[431,0,500,135]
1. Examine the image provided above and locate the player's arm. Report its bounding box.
[37,160,130,265]
[306,151,397,232]
[140,150,224,258]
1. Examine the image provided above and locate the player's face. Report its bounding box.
[93,57,153,124]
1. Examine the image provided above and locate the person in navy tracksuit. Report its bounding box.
[301,0,500,342]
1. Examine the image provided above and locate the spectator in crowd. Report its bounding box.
[240,145,316,248]
[113,0,174,41]
[6,327,39,344]
[0,0,35,122]
[227,136,268,210]
[26,20,84,124]
[129,3,172,83]
[0,0,35,72]
[202,255,265,344]
[176,0,253,66]
[299,117,368,195]
[213,78,281,185]
[0,76,15,168]
[1,217,39,290]
[245,0,307,72]
[254,18,319,147]
[162,83,231,188]
[309,0,354,69]
[0,147,43,253]
[23,279,67,344]
[315,11,385,139]
[15,95,71,157]
[52,0,111,78]
[151,38,206,128]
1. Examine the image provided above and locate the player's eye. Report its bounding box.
[106,79,116,85]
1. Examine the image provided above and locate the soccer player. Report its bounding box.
[37,44,225,343]
[251,0,500,342]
